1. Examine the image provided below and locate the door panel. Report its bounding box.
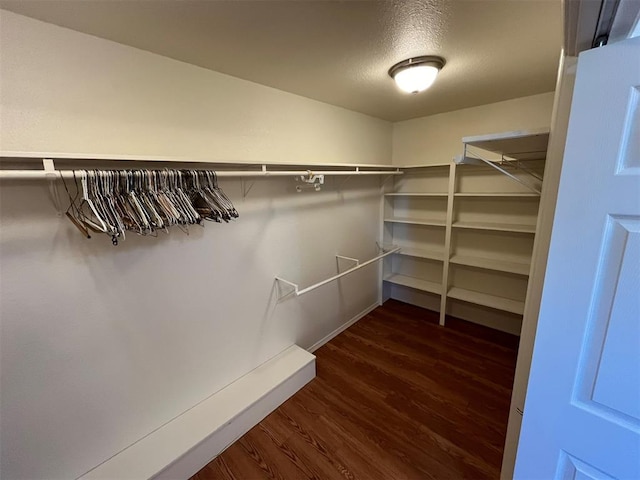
[515,37,640,479]
[586,217,639,421]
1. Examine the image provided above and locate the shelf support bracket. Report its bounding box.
[241,179,256,199]
[336,254,359,273]
[275,277,299,302]
[43,159,63,216]
[455,147,541,194]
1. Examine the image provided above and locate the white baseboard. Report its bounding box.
[306,301,379,353]
[80,345,315,480]
[80,303,376,480]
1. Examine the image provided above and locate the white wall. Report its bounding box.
[0,12,390,479]
[392,92,556,165]
[0,11,391,165]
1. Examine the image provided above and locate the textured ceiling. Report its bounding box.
[0,0,562,122]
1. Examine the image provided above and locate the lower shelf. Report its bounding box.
[449,255,530,276]
[452,221,536,234]
[396,247,445,262]
[384,274,441,295]
[447,287,525,315]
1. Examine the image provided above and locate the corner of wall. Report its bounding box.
[391,92,556,166]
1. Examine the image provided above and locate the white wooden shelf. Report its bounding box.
[396,247,445,262]
[384,274,441,295]
[452,221,536,234]
[449,255,530,276]
[462,128,550,160]
[397,163,451,169]
[384,217,446,227]
[454,193,540,198]
[0,151,402,170]
[447,287,525,315]
[385,192,449,197]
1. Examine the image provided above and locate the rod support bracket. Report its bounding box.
[275,277,299,301]
[43,158,63,216]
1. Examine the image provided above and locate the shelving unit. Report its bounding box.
[382,129,548,335]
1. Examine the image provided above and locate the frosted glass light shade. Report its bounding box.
[393,65,439,94]
[388,56,446,94]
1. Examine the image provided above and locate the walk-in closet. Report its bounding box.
[2,2,639,480]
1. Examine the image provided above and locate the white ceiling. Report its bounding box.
[0,0,562,122]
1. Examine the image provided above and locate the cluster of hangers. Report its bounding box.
[62,169,238,245]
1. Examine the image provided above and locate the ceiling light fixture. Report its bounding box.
[388,56,446,94]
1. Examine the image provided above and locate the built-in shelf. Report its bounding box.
[384,274,441,295]
[462,128,550,161]
[382,129,548,332]
[396,247,445,262]
[447,287,525,315]
[385,193,449,197]
[449,255,530,276]
[384,217,446,227]
[452,221,536,234]
[0,151,403,170]
[398,163,451,169]
[454,193,540,198]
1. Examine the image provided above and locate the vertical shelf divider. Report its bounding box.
[439,162,457,326]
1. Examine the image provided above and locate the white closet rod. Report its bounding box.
[0,168,402,180]
[276,246,400,298]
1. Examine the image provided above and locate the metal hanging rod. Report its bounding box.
[0,162,402,181]
[275,246,400,300]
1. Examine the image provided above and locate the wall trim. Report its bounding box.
[306,301,380,353]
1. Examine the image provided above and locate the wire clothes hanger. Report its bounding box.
[61,169,238,245]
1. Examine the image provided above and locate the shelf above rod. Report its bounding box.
[454,153,541,194]
[0,166,403,181]
[275,246,400,300]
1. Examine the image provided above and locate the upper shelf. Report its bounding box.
[0,151,401,171]
[462,128,550,161]
[397,163,451,169]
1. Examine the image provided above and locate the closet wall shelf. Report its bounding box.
[455,128,549,195]
[397,163,451,169]
[0,151,401,170]
[396,248,445,262]
[447,287,525,315]
[384,274,441,295]
[384,218,446,227]
[0,156,403,180]
[385,193,448,197]
[462,128,550,159]
[451,221,536,234]
[276,246,400,300]
[449,255,530,276]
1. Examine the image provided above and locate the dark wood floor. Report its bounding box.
[191,300,519,480]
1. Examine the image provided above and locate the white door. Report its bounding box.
[515,37,640,478]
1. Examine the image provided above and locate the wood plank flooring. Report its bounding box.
[191,299,519,480]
